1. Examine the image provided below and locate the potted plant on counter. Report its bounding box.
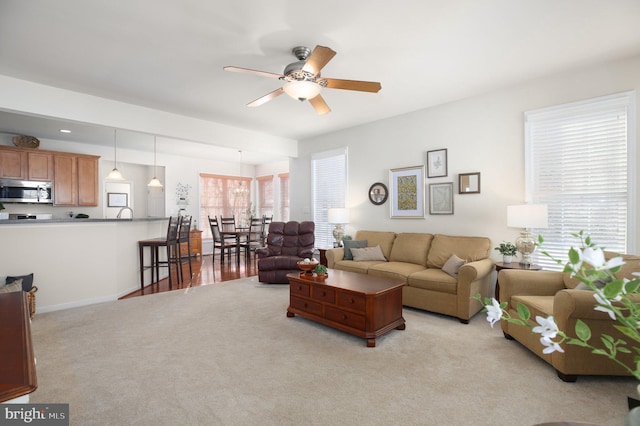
[314,264,328,278]
[495,241,517,263]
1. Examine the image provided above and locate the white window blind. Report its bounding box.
[279,173,289,222]
[257,175,273,218]
[525,92,635,270]
[312,148,347,249]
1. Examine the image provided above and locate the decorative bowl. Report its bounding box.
[297,260,318,275]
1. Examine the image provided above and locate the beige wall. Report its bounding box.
[291,55,640,259]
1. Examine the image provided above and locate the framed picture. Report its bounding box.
[389,165,425,218]
[429,182,454,215]
[368,182,388,205]
[107,192,128,207]
[427,149,448,178]
[458,172,481,194]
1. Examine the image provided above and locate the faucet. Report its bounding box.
[117,206,134,219]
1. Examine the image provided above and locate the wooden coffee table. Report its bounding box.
[286,269,405,347]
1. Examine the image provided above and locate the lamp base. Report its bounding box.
[515,229,536,266]
[332,224,345,247]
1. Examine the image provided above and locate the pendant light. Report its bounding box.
[106,129,124,180]
[147,136,163,188]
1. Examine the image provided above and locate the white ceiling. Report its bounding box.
[0,0,639,163]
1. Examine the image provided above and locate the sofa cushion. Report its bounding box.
[511,295,554,318]
[389,233,433,267]
[343,240,367,260]
[354,231,396,260]
[368,262,425,282]
[407,269,457,294]
[427,234,491,269]
[334,260,385,274]
[351,246,386,261]
[6,273,34,292]
[0,280,22,294]
[442,254,466,278]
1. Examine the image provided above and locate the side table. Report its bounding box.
[495,262,542,300]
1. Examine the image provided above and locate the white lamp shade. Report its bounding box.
[327,208,350,224]
[106,168,124,181]
[282,80,322,100]
[507,204,548,228]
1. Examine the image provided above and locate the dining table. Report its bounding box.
[220,230,252,264]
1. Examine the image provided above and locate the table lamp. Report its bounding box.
[327,208,350,247]
[507,204,548,266]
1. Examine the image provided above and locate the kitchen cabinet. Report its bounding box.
[77,156,98,206]
[53,154,77,206]
[54,154,99,207]
[0,148,27,179]
[180,230,202,257]
[27,151,53,181]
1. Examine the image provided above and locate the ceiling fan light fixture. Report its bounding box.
[282,80,322,101]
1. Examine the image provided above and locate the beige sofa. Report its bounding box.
[325,230,494,323]
[499,252,640,381]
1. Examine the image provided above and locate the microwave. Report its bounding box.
[0,179,53,204]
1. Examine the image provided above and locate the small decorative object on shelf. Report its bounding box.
[12,135,40,149]
[297,258,318,275]
[494,241,517,263]
[314,264,328,278]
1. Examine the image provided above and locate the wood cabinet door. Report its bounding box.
[0,149,27,179]
[77,156,98,206]
[53,155,77,206]
[27,152,53,181]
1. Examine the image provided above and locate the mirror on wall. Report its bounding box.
[458,172,480,194]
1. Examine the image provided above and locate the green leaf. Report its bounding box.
[568,247,580,264]
[603,279,624,299]
[613,325,640,342]
[575,320,591,341]
[618,347,632,354]
[601,336,614,351]
[592,349,607,355]
[517,303,530,321]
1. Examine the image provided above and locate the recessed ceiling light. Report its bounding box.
[59,129,71,133]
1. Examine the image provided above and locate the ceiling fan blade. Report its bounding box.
[223,66,283,79]
[302,46,336,75]
[309,95,331,115]
[320,78,381,93]
[247,87,284,107]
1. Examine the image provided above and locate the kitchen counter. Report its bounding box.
[0,218,168,312]
[0,217,167,225]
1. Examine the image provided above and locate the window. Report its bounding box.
[199,173,251,239]
[312,148,347,248]
[257,175,273,218]
[525,91,636,270]
[279,173,289,222]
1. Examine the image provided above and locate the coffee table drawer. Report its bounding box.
[325,306,366,330]
[290,281,310,297]
[290,295,323,316]
[337,292,366,312]
[312,286,335,304]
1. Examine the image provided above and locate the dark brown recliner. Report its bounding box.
[256,221,315,284]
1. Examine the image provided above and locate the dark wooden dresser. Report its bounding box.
[0,291,37,402]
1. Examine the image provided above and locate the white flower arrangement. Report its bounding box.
[477,231,640,379]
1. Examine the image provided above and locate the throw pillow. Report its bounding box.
[351,245,386,262]
[343,240,367,260]
[6,273,34,292]
[0,280,22,294]
[442,254,466,278]
[575,277,612,291]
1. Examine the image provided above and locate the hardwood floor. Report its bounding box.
[120,254,259,299]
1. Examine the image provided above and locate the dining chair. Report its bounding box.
[261,215,273,245]
[241,216,265,261]
[177,215,193,280]
[208,216,236,262]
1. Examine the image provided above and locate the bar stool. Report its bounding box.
[177,215,193,281]
[156,216,180,289]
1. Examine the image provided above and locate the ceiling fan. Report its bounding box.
[223,45,382,115]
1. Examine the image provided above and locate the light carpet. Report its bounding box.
[30,277,637,425]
